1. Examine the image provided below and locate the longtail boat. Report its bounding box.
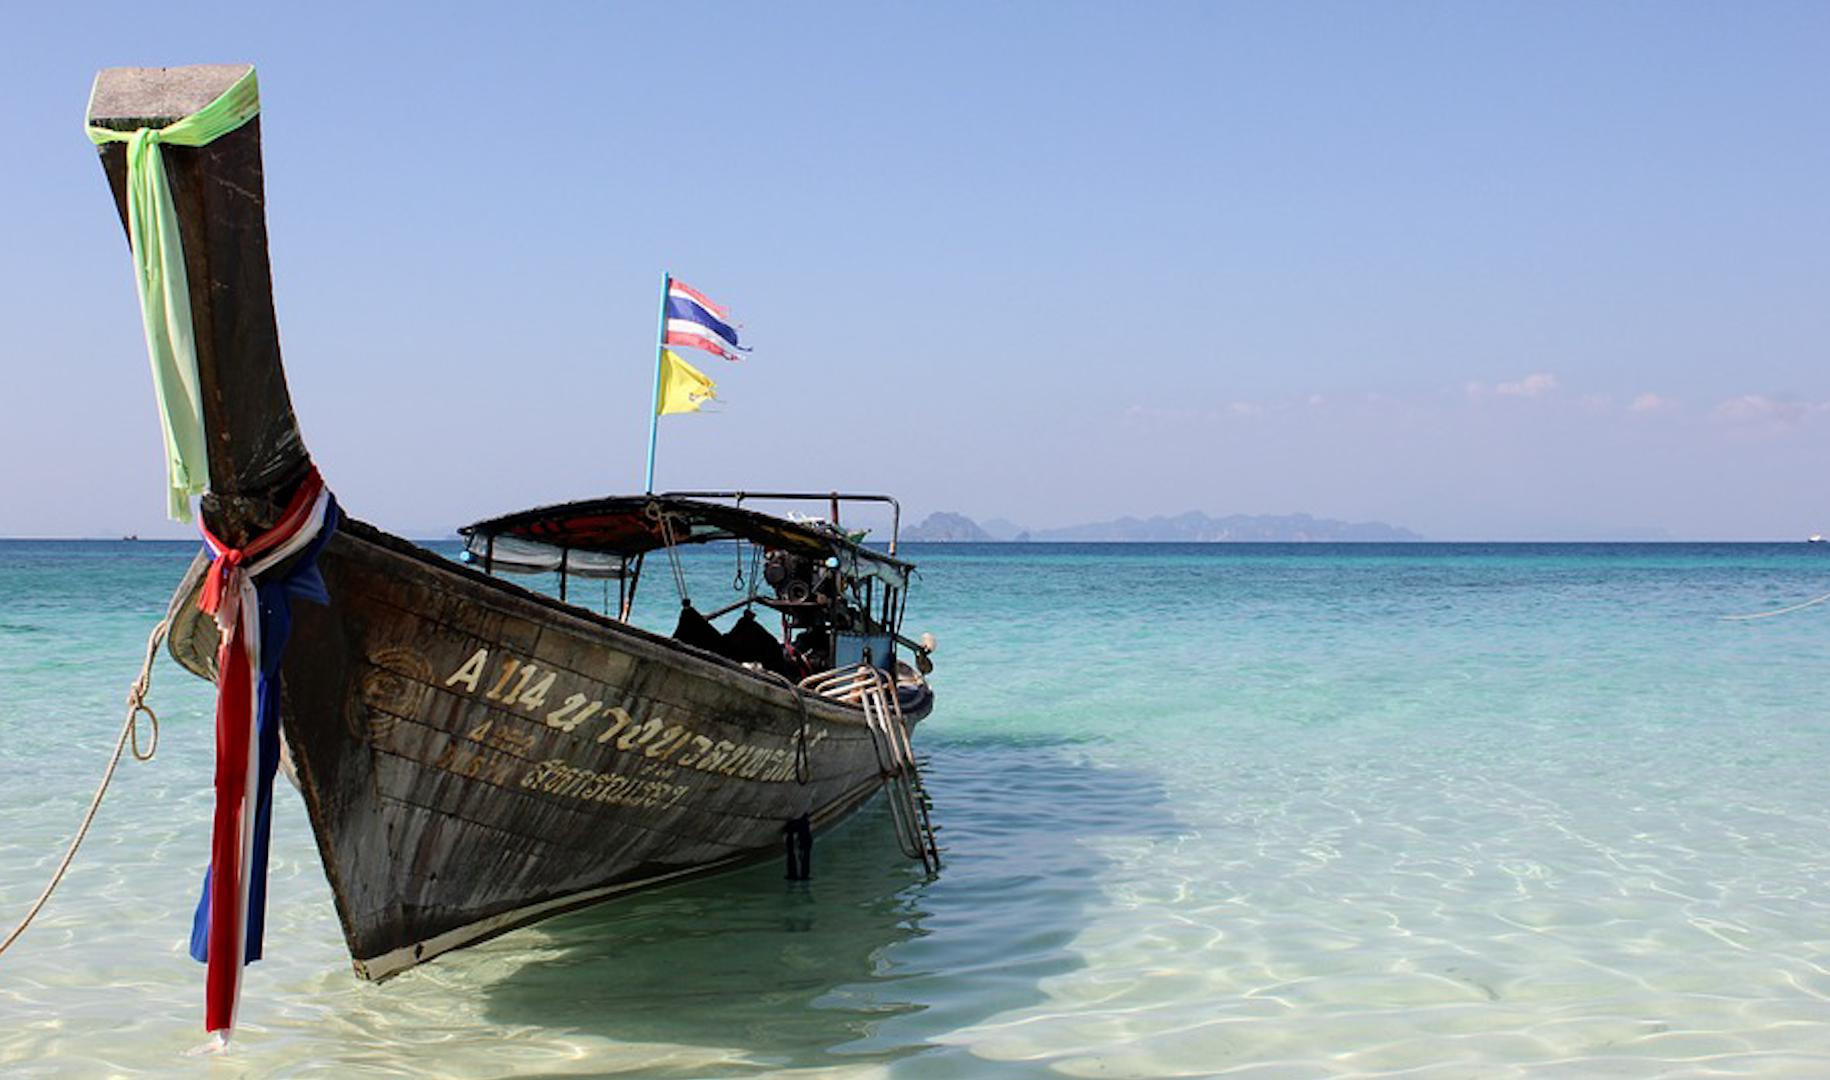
[86,64,938,1033]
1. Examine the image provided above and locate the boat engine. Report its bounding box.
[763,549,836,606]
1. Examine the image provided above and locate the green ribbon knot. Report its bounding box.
[87,67,261,521]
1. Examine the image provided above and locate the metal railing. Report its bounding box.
[801,663,939,872]
[662,491,903,555]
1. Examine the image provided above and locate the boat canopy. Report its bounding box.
[459,494,913,587]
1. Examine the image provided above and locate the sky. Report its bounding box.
[2,2,1827,540]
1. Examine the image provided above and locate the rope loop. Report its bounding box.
[0,616,169,959]
[129,702,160,762]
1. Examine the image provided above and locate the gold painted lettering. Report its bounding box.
[650,728,694,761]
[517,670,556,711]
[551,700,600,734]
[705,739,738,773]
[677,735,711,767]
[502,664,538,704]
[594,706,634,744]
[445,648,490,693]
[484,657,520,701]
[644,724,683,758]
[546,693,587,727]
[617,717,665,751]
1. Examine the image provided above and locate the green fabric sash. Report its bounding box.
[87,67,261,521]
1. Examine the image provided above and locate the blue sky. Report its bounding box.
[3,2,1826,539]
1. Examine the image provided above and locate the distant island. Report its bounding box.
[903,510,1422,542]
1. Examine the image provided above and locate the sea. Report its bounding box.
[3,539,1830,1078]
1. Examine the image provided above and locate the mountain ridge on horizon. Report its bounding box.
[902,509,1424,542]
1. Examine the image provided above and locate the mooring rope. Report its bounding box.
[0,617,166,959]
[762,670,815,785]
[1720,591,1830,621]
[657,512,691,604]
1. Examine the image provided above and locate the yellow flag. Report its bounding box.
[656,348,717,415]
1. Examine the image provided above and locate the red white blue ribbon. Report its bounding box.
[189,468,337,1039]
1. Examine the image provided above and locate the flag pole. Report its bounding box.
[643,270,670,493]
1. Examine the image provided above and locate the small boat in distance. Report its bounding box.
[86,64,938,1036]
[1810,534,1826,544]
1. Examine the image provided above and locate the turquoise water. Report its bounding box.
[4,540,1830,1077]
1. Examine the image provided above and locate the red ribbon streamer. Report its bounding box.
[196,467,324,1035]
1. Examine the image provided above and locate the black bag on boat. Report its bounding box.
[722,609,797,678]
[672,602,726,654]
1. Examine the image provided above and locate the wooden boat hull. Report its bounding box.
[169,519,927,980]
[86,65,934,985]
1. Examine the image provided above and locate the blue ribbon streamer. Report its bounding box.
[189,497,339,964]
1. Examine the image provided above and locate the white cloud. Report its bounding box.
[1467,372,1559,400]
[1628,392,1678,415]
[1711,394,1824,427]
[1495,372,1558,398]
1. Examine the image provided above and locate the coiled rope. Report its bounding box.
[1720,591,1830,621]
[0,617,166,958]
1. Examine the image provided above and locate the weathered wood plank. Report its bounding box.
[90,64,309,543]
[88,64,252,127]
[270,525,924,972]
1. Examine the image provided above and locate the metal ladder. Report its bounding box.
[801,663,941,872]
[858,668,941,873]
[801,662,939,872]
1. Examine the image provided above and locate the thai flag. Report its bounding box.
[664,278,748,362]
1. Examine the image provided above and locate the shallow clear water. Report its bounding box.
[4,540,1830,1077]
